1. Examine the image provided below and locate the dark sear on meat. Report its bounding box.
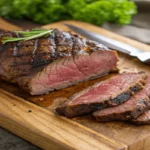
[132,110,150,125]
[132,77,150,125]
[0,29,118,95]
[93,75,150,122]
[56,72,146,118]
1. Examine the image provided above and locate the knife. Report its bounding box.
[65,24,150,64]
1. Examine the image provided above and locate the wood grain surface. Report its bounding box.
[1,18,150,150]
[0,18,21,30]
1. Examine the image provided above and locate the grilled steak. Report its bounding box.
[0,29,118,95]
[93,76,150,122]
[56,72,146,118]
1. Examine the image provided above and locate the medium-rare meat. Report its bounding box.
[93,76,150,122]
[56,72,146,118]
[0,29,118,95]
[132,110,150,125]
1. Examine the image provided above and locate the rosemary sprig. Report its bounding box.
[2,29,53,44]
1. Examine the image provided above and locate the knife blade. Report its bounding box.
[65,24,150,64]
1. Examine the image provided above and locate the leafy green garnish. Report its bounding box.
[67,0,137,26]
[0,0,137,26]
[2,29,53,44]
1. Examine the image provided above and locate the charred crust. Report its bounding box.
[0,28,117,85]
[94,97,150,122]
[56,73,147,118]
[56,82,143,118]
[110,91,131,106]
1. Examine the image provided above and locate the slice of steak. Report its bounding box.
[56,72,146,118]
[132,77,150,125]
[132,110,150,125]
[93,76,150,122]
[0,29,118,95]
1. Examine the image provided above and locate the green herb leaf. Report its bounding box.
[2,29,53,44]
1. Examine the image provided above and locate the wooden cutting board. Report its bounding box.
[1,18,150,150]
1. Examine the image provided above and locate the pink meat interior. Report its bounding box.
[93,76,150,117]
[71,73,144,105]
[29,50,117,95]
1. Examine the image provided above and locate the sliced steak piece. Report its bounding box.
[93,76,150,122]
[56,72,146,118]
[0,29,118,95]
[132,77,150,125]
[132,110,150,125]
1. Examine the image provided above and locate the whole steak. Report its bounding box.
[0,29,118,95]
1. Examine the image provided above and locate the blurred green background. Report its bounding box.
[0,0,137,26]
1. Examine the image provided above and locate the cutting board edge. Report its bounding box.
[0,89,127,150]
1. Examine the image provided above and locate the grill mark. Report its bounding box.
[49,32,56,52]
[71,36,76,55]
[13,33,21,57]
[32,38,39,66]
[17,44,71,47]
[13,45,18,56]
[13,41,22,65]
[10,60,52,67]
[71,35,85,55]
[68,33,74,55]
[53,30,58,58]
[47,33,56,61]
[14,52,51,57]
[33,38,39,55]
[31,37,56,67]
